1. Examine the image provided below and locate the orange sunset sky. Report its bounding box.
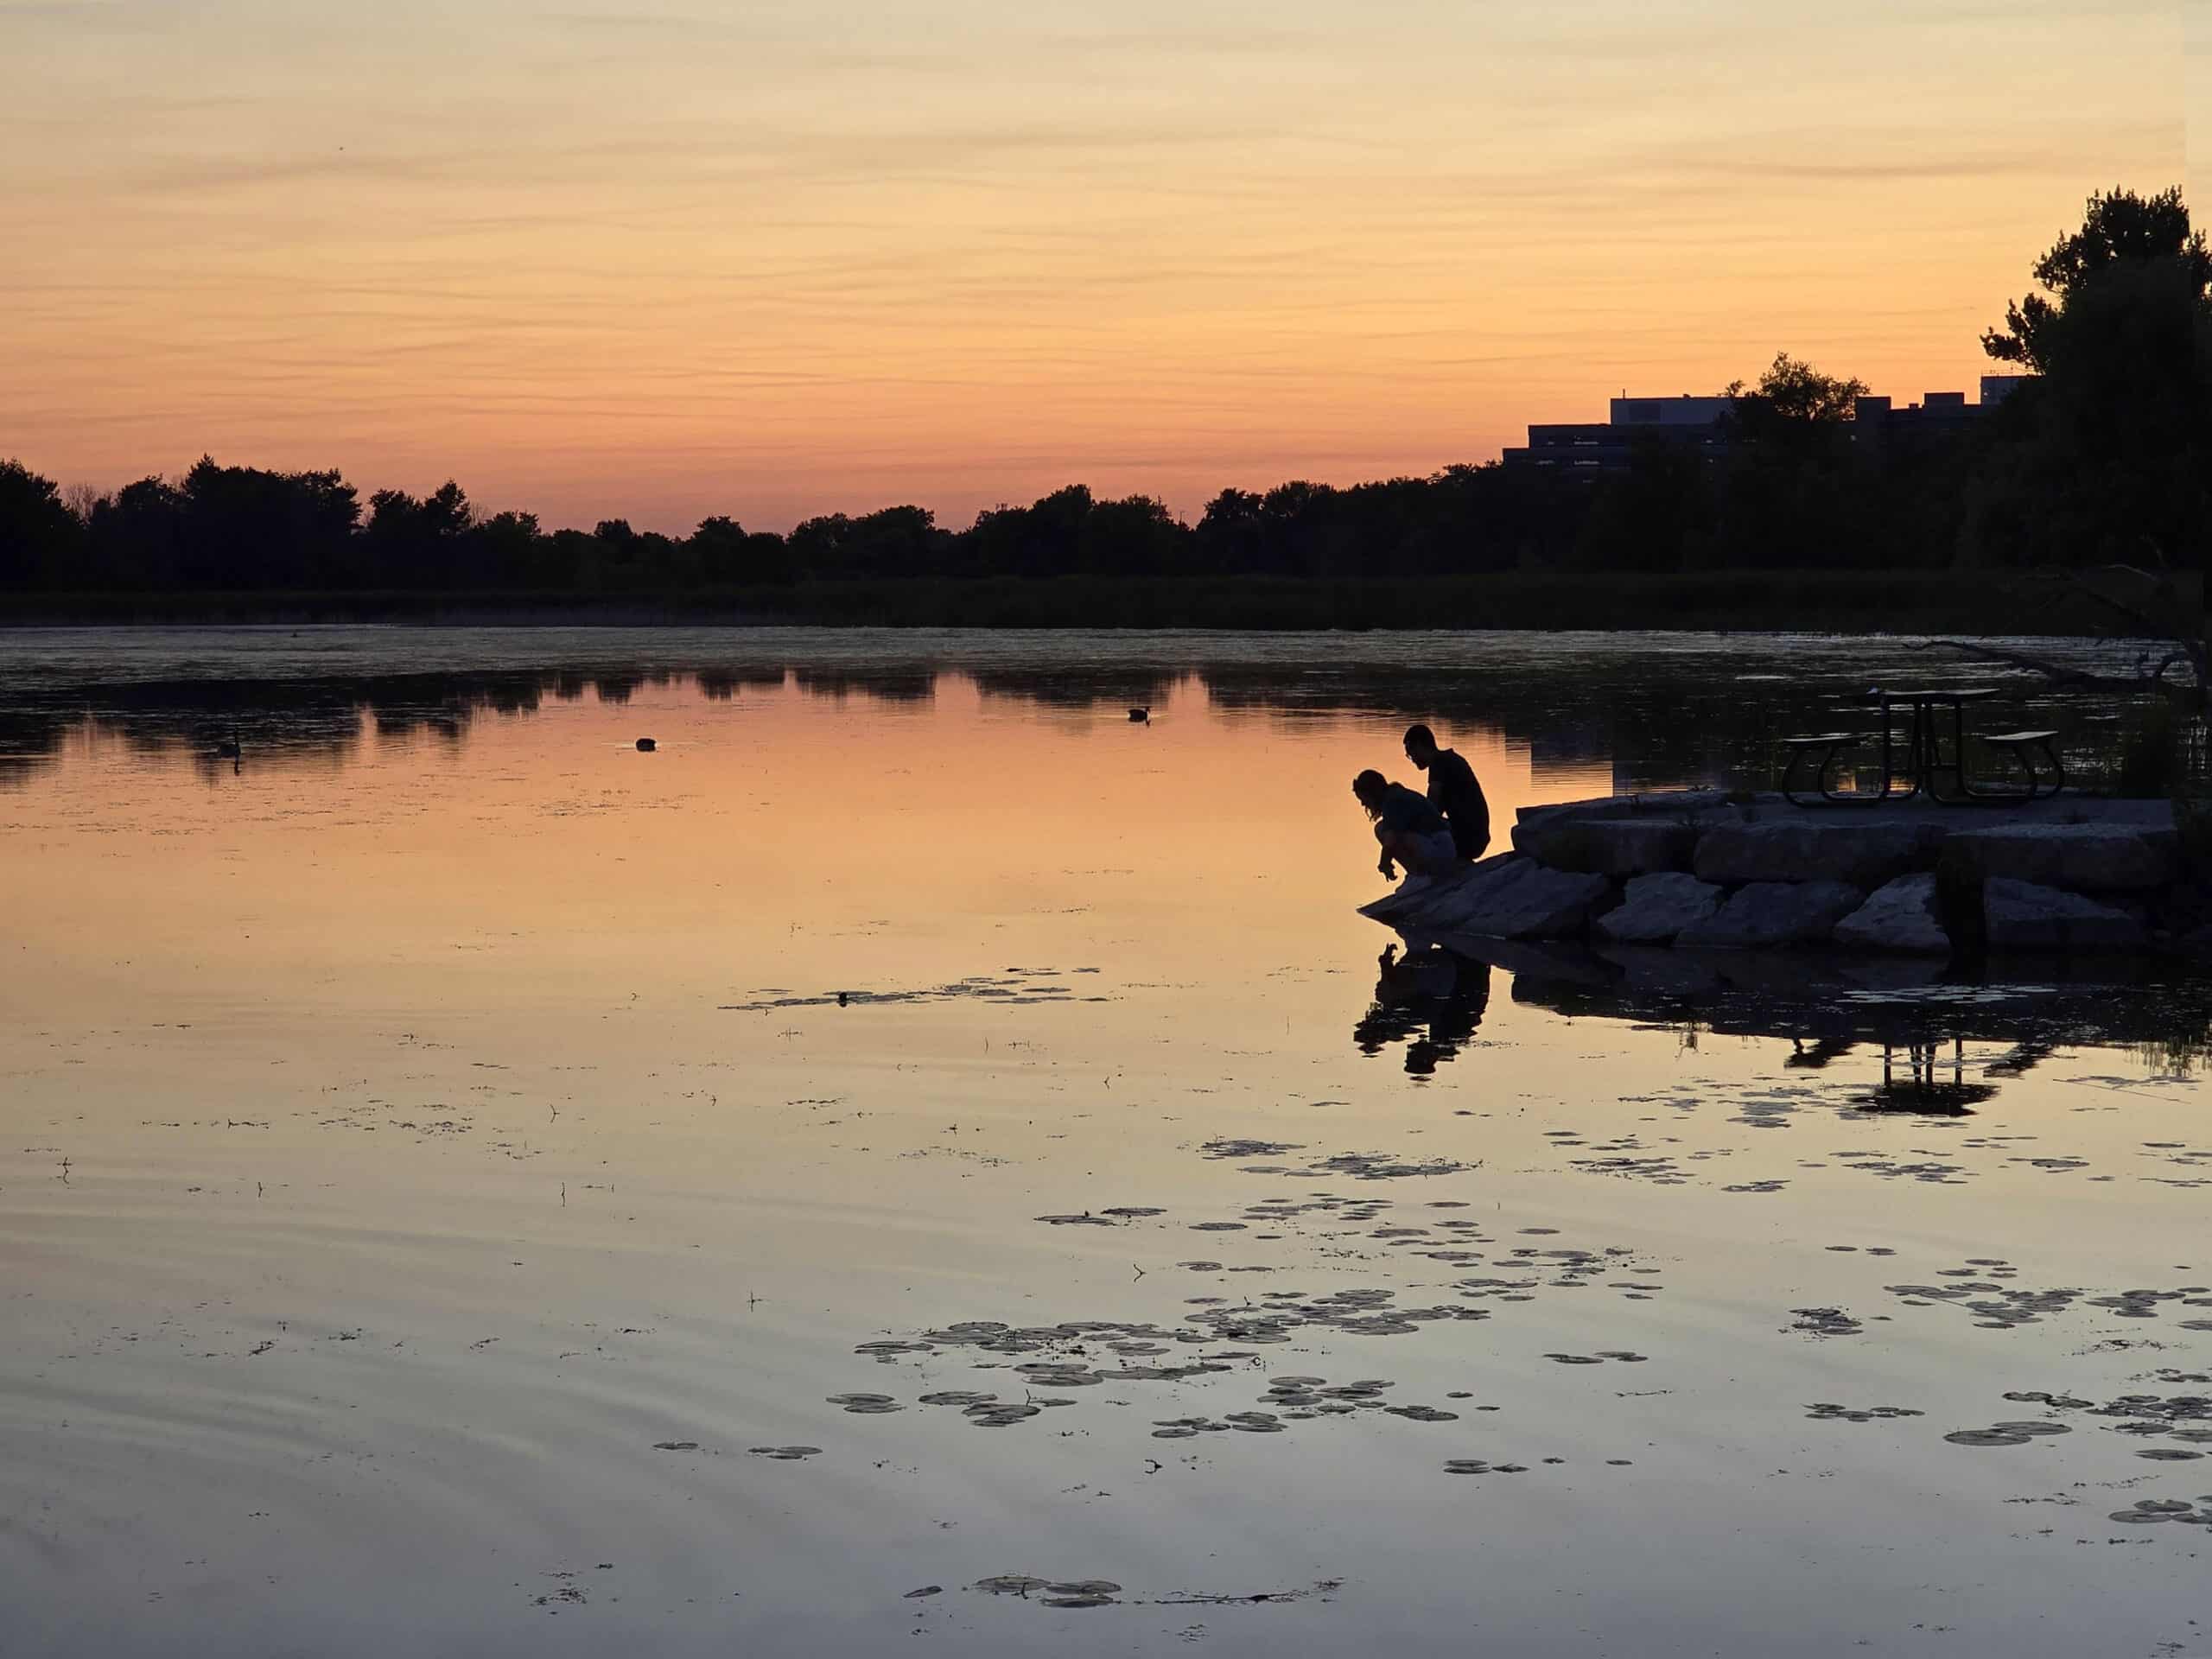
[1,0,2202,532]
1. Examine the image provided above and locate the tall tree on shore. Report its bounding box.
[0,460,82,588]
[1967,187,2212,585]
[1983,186,2211,372]
[1936,188,2211,728]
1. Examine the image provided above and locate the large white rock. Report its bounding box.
[1694,821,1933,887]
[1833,873,1949,954]
[1942,824,2179,891]
[1676,880,1866,949]
[1593,871,1726,944]
[1983,878,2147,950]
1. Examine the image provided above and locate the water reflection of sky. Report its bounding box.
[3,628,2209,1657]
[0,624,2162,793]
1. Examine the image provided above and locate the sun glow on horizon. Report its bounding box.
[0,0,2188,531]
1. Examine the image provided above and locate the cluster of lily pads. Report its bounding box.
[1805,1403,1924,1423]
[1786,1307,1865,1338]
[2000,1387,2212,1458]
[2107,1497,2212,1526]
[1198,1138,1477,1182]
[1943,1421,2072,1448]
[1886,1264,2212,1330]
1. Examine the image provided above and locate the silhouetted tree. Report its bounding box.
[841,505,948,578]
[690,515,796,585]
[0,460,81,588]
[1195,488,1267,574]
[1021,485,1096,576]
[1082,494,1186,575]
[1984,186,2210,372]
[470,509,543,587]
[1724,352,1869,437]
[1429,462,1573,574]
[1715,354,1876,568]
[86,476,187,588]
[169,459,359,588]
[1574,437,1714,572]
[365,480,476,586]
[1972,186,2212,569]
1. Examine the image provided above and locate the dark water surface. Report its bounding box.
[3,628,2208,1656]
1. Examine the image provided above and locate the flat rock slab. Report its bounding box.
[1514,817,1698,877]
[1942,823,2180,891]
[1984,877,2147,950]
[1593,871,1725,944]
[1357,852,1516,926]
[1513,791,1728,832]
[1833,873,1949,954]
[1676,880,1866,950]
[1694,821,1936,887]
[1397,855,1616,940]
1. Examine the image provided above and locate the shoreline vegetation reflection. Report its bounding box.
[0,626,2177,792]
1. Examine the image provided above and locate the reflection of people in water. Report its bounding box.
[1403,723,1490,862]
[1354,944,1491,1075]
[1786,1034,1857,1069]
[1352,769,1456,888]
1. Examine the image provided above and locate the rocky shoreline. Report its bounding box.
[1361,791,2207,957]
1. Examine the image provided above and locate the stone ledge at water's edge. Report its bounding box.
[1357,791,2207,959]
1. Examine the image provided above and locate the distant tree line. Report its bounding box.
[3,188,2204,596]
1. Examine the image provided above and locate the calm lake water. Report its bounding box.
[4,627,2209,1656]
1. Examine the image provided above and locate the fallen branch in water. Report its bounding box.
[1907,639,2202,705]
[1913,556,2208,713]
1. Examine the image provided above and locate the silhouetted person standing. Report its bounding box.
[1403,724,1489,861]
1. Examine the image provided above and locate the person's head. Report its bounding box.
[1403,723,1439,767]
[1351,768,1389,819]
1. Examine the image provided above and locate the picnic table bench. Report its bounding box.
[1780,687,2064,806]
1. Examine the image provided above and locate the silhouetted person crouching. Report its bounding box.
[1352,768,1455,889]
[1403,723,1489,861]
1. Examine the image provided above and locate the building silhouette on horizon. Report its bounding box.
[1501,375,2032,475]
